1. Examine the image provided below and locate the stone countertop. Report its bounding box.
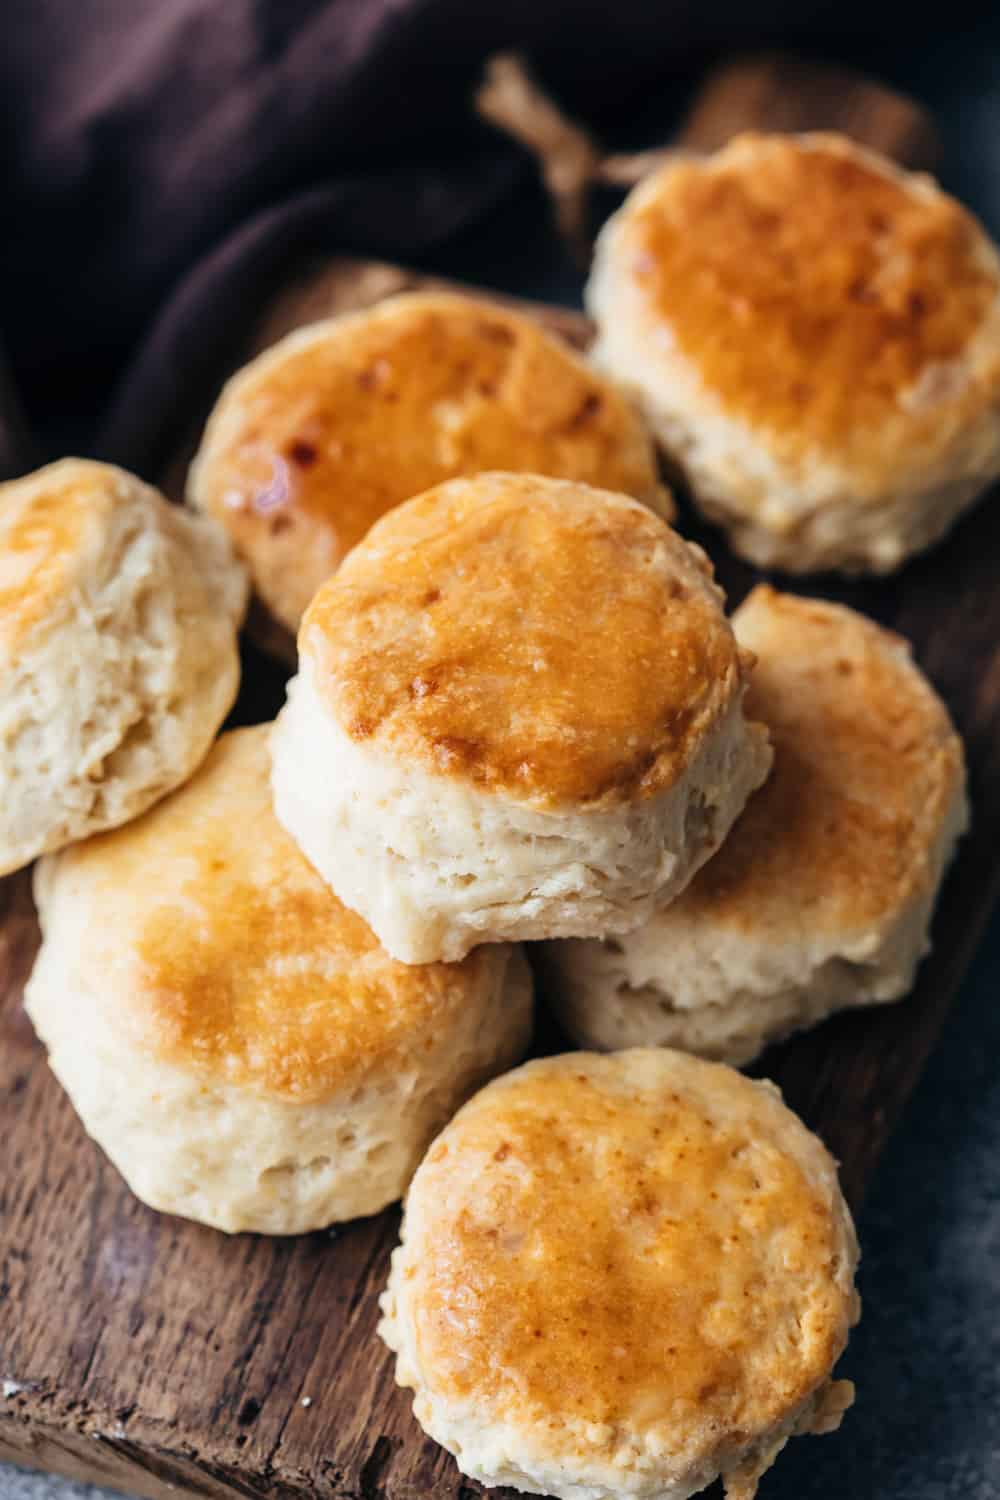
[4,17,1000,1500]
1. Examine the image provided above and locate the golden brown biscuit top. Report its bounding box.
[189,291,669,632]
[0,460,125,655]
[621,134,1000,470]
[47,727,499,1102]
[671,586,966,938]
[301,473,744,809]
[401,1051,856,1449]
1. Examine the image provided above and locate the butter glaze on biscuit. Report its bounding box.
[188,291,670,639]
[303,472,740,809]
[588,133,1000,573]
[380,1049,859,1500]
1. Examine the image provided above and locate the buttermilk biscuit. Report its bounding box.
[25,726,532,1234]
[187,290,671,644]
[546,587,968,1065]
[587,132,1000,573]
[0,459,246,876]
[271,473,771,964]
[380,1049,860,1500]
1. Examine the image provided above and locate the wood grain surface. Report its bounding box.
[2,53,991,1500]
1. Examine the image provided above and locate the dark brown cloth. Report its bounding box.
[0,1,982,480]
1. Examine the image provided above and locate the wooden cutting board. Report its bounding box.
[2,54,997,1500]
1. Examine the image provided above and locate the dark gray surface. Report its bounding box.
[4,21,1000,1500]
[0,1476,104,1500]
[772,919,1000,1500]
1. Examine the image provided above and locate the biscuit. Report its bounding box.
[25,726,532,1234]
[0,459,247,876]
[587,132,1000,573]
[188,290,671,644]
[546,587,968,1065]
[271,473,771,963]
[380,1048,859,1500]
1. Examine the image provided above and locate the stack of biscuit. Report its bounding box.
[7,130,991,1500]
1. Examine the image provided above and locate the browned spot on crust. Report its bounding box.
[287,439,318,467]
[566,391,603,431]
[477,319,516,345]
[431,735,484,773]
